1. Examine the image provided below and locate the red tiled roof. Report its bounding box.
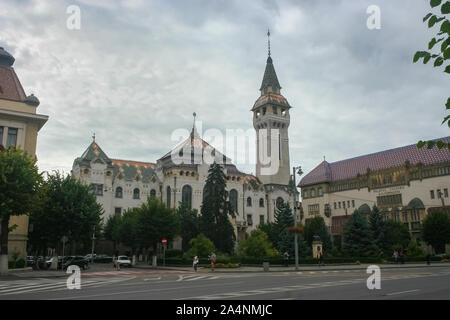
[0,66,26,102]
[112,159,156,169]
[252,93,289,110]
[299,137,450,186]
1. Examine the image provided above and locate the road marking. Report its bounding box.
[50,281,243,300]
[185,276,208,281]
[386,289,420,296]
[144,277,162,281]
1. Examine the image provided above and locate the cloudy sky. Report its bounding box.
[0,0,448,178]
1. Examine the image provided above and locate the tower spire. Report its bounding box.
[267,29,271,57]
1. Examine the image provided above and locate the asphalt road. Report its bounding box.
[1,265,450,300]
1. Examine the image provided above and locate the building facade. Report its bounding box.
[299,138,450,243]
[0,47,48,259]
[72,50,300,243]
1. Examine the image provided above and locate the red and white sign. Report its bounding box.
[162,238,167,245]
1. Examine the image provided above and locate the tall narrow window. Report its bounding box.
[430,190,435,199]
[229,189,238,214]
[6,127,18,148]
[150,189,156,198]
[247,197,252,207]
[182,185,192,208]
[445,188,449,198]
[166,186,171,207]
[133,188,140,199]
[259,198,264,207]
[115,187,123,198]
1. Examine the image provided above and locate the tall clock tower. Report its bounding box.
[252,31,291,186]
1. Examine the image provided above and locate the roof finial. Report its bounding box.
[267,29,271,57]
[191,112,198,139]
[92,132,96,142]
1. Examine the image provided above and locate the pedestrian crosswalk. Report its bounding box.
[0,278,129,296]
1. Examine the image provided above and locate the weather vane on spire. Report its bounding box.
[92,132,96,142]
[267,29,271,57]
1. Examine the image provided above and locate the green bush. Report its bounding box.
[8,258,26,269]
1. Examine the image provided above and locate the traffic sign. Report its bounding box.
[162,238,167,245]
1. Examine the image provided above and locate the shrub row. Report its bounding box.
[8,259,26,269]
[160,255,447,266]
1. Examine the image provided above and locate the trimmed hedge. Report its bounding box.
[8,259,25,269]
[160,255,447,266]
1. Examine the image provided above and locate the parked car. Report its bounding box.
[63,256,89,270]
[113,256,132,267]
[94,254,113,263]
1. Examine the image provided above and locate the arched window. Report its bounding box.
[247,197,252,207]
[182,185,192,208]
[166,186,171,207]
[229,189,238,213]
[133,188,140,199]
[150,189,156,198]
[259,198,264,207]
[276,197,284,209]
[115,187,123,198]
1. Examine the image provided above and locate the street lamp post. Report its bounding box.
[292,165,303,271]
[91,226,96,265]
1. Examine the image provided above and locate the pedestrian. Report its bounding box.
[319,252,324,266]
[426,253,431,266]
[284,251,289,267]
[193,255,199,272]
[209,252,216,272]
[393,250,398,264]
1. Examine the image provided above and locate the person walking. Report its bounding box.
[319,252,324,266]
[284,251,289,267]
[393,250,398,264]
[209,252,216,272]
[193,256,199,272]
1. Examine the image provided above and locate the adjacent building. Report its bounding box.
[0,47,48,259]
[299,138,450,244]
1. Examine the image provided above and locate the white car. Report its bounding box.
[114,255,132,267]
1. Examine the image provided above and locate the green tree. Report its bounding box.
[414,0,450,150]
[274,202,295,254]
[103,214,122,254]
[422,211,450,253]
[185,234,215,259]
[406,239,425,257]
[137,197,179,252]
[200,162,235,254]
[368,206,385,251]
[176,202,200,251]
[239,229,278,258]
[379,220,411,253]
[342,210,376,257]
[28,172,103,255]
[0,146,42,274]
[258,222,279,248]
[303,216,332,252]
[119,208,140,254]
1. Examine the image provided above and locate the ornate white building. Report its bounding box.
[72,48,300,241]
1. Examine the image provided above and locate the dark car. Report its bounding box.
[94,254,113,263]
[63,256,89,270]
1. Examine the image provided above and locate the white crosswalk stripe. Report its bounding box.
[0,277,129,296]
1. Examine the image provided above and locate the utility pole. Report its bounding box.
[292,166,302,271]
[91,226,96,265]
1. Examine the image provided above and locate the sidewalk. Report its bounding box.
[134,261,450,273]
